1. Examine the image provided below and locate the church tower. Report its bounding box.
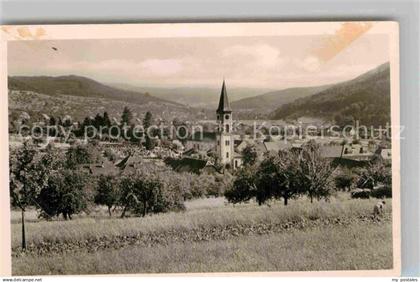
[216,80,233,166]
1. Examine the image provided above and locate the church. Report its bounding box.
[215,80,243,169]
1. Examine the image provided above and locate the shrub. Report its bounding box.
[350,188,371,199]
[370,185,392,198]
[354,159,391,189]
[334,173,354,191]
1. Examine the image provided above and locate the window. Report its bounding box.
[226,124,230,133]
[235,160,238,168]
[225,140,230,146]
[217,140,220,145]
[225,114,230,120]
[226,152,229,158]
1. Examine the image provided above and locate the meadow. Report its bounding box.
[11,194,393,275]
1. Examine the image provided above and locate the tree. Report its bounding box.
[118,173,163,217]
[143,111,156,150]
[118,166,185,218]
[63,117,73,128]
[103,112,112,128]
[256,153,301,206]
[297,142,336,203]
[65,144,101,169]
[144,135,156,151]
[94,175,119,216]
[225,143,335,206]
[121,106,133,126]
[9,142,39,249]
[9,143,63,248]
[37,169,88,220]
[143,111,153,129]
[49,116,57,126]
[242,144,258,166]
[225,167,257,203]
[93,113,104,129]
[225,152,301,206]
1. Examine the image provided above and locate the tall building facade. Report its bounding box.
[216,80,234,166]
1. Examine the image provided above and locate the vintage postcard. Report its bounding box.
[0,22,400,276]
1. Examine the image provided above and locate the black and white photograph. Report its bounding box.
[2,22,400,275]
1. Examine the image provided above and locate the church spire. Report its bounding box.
[217,80,232,113]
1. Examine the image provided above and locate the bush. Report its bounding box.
[370,185,392,198]
[350,188,371,199]
[354,159,391,189]
[334,174,354,191]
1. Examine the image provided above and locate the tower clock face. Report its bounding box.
[225,114,230,120]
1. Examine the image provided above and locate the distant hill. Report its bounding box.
[110,83,273,108]
[8,75,195,122]
[270,63,391,127]
[231,85,330,112]
[9,75,181,106]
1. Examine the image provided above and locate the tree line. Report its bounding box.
[225,141,392,206]
[9,141,232,249]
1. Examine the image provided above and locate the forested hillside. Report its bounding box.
[271,63,390,127]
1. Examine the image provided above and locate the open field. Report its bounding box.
[13,222,392,275]
[11,195,393,275]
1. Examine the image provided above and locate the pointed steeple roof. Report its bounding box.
[217,80,232,113]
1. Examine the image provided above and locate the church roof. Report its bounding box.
[216,80,232,113]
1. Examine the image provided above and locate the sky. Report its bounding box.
[7,22,390,89]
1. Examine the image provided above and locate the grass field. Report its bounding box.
[11,195,393,275]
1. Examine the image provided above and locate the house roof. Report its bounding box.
[233,151,243,158]
[264,141,292,152]
[216,80,232,113]
[183,148,197,156]
[320,145,343,158]
[79,160,118,176]
[115,154,130,168]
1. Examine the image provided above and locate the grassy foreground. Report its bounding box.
[11,196,388,249]
[11,195,393,274]
[13,222,392,275]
